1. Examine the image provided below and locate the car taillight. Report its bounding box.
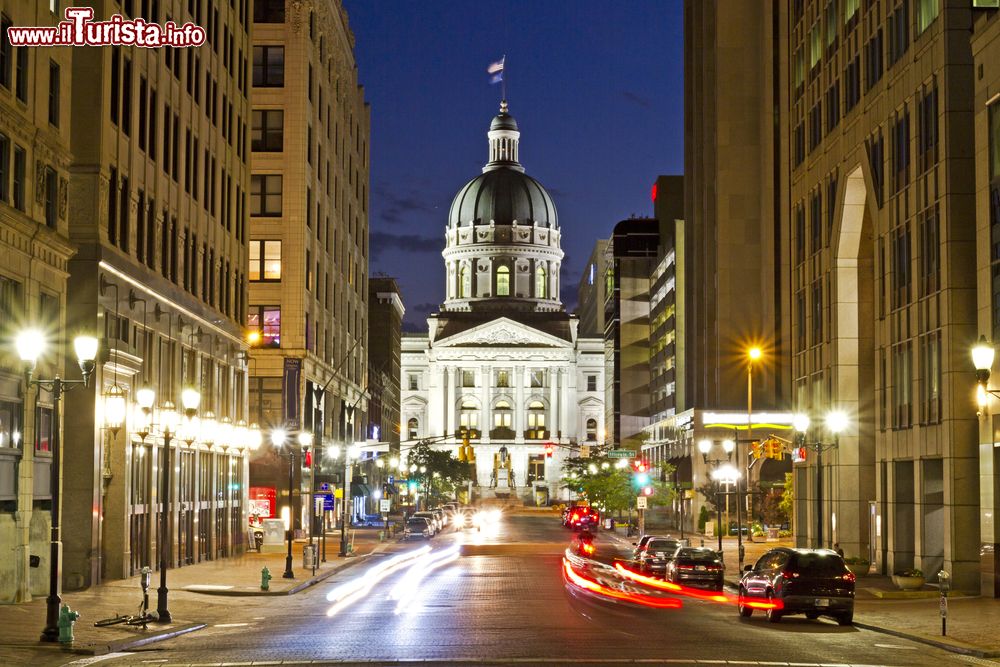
[781,570,800,580]
[677,564,695,570]
[706,565,722,571]
[843,572,856,583]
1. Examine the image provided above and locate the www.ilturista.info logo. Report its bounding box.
[7,7,205,48]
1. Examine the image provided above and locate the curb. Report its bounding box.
[852,620,1000,659]
[68,621,207,656]
[181,548,384,597]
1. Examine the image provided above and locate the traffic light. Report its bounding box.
[544,443,554,458]
[632,459,648,473]
[642,485,654,497]
[631,459,650,487]
[750,441,762,460]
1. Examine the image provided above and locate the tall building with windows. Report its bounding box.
[59,0,253,591]
[400,102,604,503]
[972,6,1000,597]
[0,2,76,603]
[779,0,981,590]
[247,0,369,534]
[575,239,608,337]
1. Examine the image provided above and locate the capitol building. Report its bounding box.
[400,102,605,502]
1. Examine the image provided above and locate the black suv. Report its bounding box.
[738,547,855,625]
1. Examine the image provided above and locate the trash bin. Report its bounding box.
[302,544,315,569]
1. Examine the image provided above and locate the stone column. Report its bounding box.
[427,363,443,441]
[548,369,558,440]
[480,364,490,441]
[514,366,525,442]
[445,366,456,438]
[561,366,574,442]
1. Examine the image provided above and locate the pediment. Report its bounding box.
[435,317,570,348]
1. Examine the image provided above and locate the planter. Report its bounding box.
[845,561,871,577]
[891,574,925,591]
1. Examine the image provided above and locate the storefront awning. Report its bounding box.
[350,481,371,497]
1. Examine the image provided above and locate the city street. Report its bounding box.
[60,513,979,667]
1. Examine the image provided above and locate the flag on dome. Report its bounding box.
[488,55,504,84]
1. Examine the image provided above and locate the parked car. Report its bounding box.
[665,547,724,591]
[630,534,659,560]
[738,547,855,625]
[637,537,681,575]
[413,511,440,535]
[430,508,447,531]
[404,517,433,540]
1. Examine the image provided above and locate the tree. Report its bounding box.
[560,457,676,513]
[696,479,724,512]
[778,472,794,521]
[406,440,473,505]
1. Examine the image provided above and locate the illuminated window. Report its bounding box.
[527,401,546,430]
[248,240,281,281]
[493,400,512,428]
[407,417,418,440]
[535,265,547,298]
[586,418,597,442]
[462,370,475,387]
[459,264,469,298]
[496,370,509,388]
[459,400,479,430]
[247,305,281,347]
[496,265,510,296]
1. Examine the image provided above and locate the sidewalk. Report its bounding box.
[604,525,1000,658]
[0,528,393,662]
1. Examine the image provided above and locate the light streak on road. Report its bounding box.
[562,558,682,609]
[612,562,781,609]
[325,546,431,617]
[390,544,462,614]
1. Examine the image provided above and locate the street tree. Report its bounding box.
[406,440,473,505]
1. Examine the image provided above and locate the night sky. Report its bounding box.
[342,0,684,331]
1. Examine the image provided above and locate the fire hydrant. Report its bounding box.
[260,566,272,591]
[58,603,80,644]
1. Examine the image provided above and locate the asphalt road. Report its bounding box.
[65,513,982,667]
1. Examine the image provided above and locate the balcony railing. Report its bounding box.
[523,429,550,440]
[489,426,516,440]
[455,428,481,440]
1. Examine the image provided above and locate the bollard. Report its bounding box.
[58,604,80,644]
[261,566,272,591]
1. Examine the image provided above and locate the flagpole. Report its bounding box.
[502,55,507,102]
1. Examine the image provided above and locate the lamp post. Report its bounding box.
[297,430,314,574]
[973,336,999,412]
[340,442,362,557]
[699,438,734,553]
[793,411,847,549]
[270,428,295,578]
[711,463,740,558]
[742,346,761,558]
[15,330,98,642]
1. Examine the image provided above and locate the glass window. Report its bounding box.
[407,417,418,440]
[12,144,24,211]
[496,265,510,296]
[916,0,938,35]
[48,60,59,127]
[0,133,8,202]
[536,265,547,298]
[0,399,21,449]
[35,406,52,453]
[527,401,545,430]
[587,375,597,392]
[496,370,509,388]
[252,46,284,87]
[250,174,282,216]
[15,44,26,102]
[586,418,597,441]
[530,370,544,388]
[251,109,283,152]
[44,167,57,228]
[458,264,470,298]
[989,102,1000,182]
[408,374,418,391]
[248,240,281,281]
[493,401,512,428]
[253,0,285,22]
[459,401,478,430]
[0,15,11,89]
[248,305,280,347]
[527,454,545,484]
[462,370,475,387]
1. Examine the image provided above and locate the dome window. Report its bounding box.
[536,265,547,298]
[496,265,510,296]
[459,264,470,299]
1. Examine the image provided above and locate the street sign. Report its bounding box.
[579,444,591,458]
[636,496,648,509]
[379,498,391,513]
[319,482,330,491]
[314,493,334,511]
[608,449,636,459]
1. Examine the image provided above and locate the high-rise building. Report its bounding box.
[0,2,76,603]
[367,275,404,451]
[972,7,1000,597]
[246,0,370,535]
[62,1,253,591]
[779,0,980,589]
[576,239,608,337]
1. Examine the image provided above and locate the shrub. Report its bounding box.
[894,568,923,577]
[698,505,710,532]
[777,529,792,538]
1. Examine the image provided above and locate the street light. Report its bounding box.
[794,410,847,549]
[152,395,181,624]
[700,439,734,552]
[740,346,764,564]
[270,428,294,579]
[297,430,315,560]
[16,330,98,642]
[972,336,999,412]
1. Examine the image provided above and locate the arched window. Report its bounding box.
[527,400,546,436]
[586,418,597,442]
[496,265,510,296]
[535,265,547,298]
[493,400,512,428]
[407,417,419,440]
[459,264,470,298]
[459,399,479,431]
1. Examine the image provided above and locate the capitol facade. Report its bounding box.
[400,102,605,502]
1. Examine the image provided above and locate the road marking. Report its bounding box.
[212,622,250,627]
[61,654,133,666]
[873,643,918,650]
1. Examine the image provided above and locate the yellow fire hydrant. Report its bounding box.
[58,603,80,643]
[261,566,272,591]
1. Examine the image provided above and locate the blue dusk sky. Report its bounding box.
[342,0,684,331]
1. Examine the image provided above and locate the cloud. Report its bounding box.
[369,231,441,259]
[375,183,444,226]
[620,90,652,109]
[411,302,439,314]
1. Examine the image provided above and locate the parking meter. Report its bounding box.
[140,566,151,593]
[938,570,951,593]
[938,570,950,636]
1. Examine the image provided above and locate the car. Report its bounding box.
[738,547,855,625]
[431,507,447,530]
[665,547,724,591]
[636,537,681,575]
[404,517,433,540]
[412,511,440,535]
[630,534,659,559]
[565,506,600,530]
